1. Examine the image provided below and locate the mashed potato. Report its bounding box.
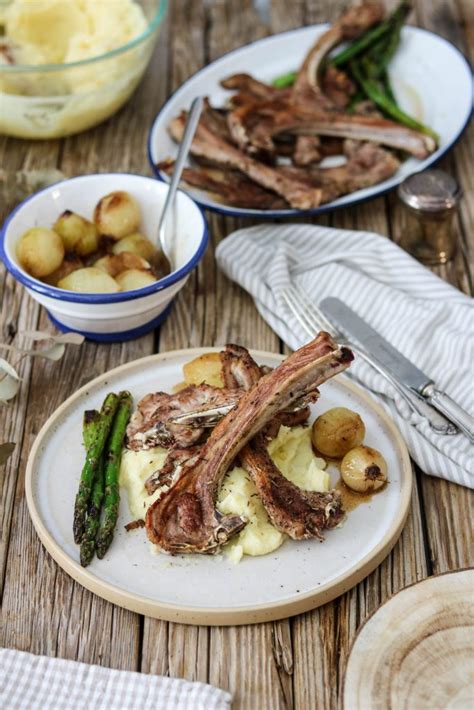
[2,0,147,66]
[0,0,151,137]
[120,425,330,563]
[119,447,168,520]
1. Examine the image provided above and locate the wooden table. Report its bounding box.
[1,1,472,707]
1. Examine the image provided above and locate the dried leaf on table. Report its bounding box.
[0,359,21,405]
[21,331,85,345]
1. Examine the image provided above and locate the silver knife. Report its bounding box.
[320,297,474,442]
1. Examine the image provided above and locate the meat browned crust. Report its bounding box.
[227,100,435,160]
[220,343,263,389]
[126,384,243,450]
[169,112,323,209]
[240,434,344,539]
[145,333,353,554]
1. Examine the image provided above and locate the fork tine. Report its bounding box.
[281,288,315,339]
[291,283,338,335]
[287,285,326,334]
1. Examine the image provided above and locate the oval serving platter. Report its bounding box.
[149,24,473,219]
[26,348,412,625]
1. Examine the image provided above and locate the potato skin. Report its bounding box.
[58,267,120,293]
[341,445,388,493]
[115,269,156,291]
[94,252,150,277]
[311,406,365,458]
[53,210,99,255]
[94,191,141,240]
[17,227,65,278]
[112,232,156,260]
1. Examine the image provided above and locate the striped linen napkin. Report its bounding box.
[216,223,474,488]
[0,648,231,710]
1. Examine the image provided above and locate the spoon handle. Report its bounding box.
[157,96,204,256]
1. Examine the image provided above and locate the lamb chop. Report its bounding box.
[293,1,384,102]
[126,384,243,450]
[227,99,436,159]
[220,346,343,539]
[240,434,343,539]
[168,112,324,209]
[166,138,397,208]
[156,159,287,210]
[146,333,353,554]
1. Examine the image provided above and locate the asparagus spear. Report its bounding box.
[350,61,438,141]
[331,1,412,68]
[272,71,297,89]
[80,454,105,567]
[96,391,133,559]
[83,408,100,450]
[73,393,119,544]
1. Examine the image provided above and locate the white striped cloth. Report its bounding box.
[0,648,231,710]
[216,224,474,488]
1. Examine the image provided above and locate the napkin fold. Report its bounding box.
[0,648,231,710]
[216,224,474,488]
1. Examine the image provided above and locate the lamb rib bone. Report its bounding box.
[227,101,436,159]
[145,333,353,554]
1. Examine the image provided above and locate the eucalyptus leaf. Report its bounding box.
[0,442,16,466]
[21,330,84,345]
[0,358,20,405]
[31,343,66,361]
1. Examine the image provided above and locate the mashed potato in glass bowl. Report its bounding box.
[0,0,167,138]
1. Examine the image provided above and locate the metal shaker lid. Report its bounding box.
[397,169,462,211]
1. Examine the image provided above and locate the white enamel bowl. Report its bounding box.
[149,25,473,218]
[0,174,208,342]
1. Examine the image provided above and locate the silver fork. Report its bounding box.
[281,283,457,435]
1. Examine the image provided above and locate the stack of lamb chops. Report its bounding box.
[157,1,436,211]
[126,333,354,555]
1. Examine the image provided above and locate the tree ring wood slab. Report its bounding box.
[343,569,474,709]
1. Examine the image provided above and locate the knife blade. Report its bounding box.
[320,297,474,442]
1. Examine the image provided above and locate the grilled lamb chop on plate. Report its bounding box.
[145,333,353,554]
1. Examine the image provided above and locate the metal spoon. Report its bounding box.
[156,96,204,268]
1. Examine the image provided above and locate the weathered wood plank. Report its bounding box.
[0,8,171,668]
[409,0,474,577]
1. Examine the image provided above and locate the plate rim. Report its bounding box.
[147,24,473,219]
[26,347,413,626]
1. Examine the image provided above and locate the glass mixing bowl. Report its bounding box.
[0,0,167,139]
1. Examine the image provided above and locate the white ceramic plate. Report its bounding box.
[148,25,473,218]
[26,349,412,625]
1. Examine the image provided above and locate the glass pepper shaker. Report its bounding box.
[397,169,462,265]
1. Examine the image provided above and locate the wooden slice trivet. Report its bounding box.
[343,569,474,709]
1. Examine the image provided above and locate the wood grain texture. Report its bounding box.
[1,1,473,708]
[343,570,474,709]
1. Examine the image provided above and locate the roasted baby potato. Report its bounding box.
[183,352,224,388]
[312,406,365,458]
[17,227,65,278]
[94,252,151,277]
[115,269,156,291]
[53,210,99,255]
[94,191,141,239]
[58,267,120,293]
[341,445,387,493]
[112,232,156,261]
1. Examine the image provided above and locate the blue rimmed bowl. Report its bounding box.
[0,173,208,342]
